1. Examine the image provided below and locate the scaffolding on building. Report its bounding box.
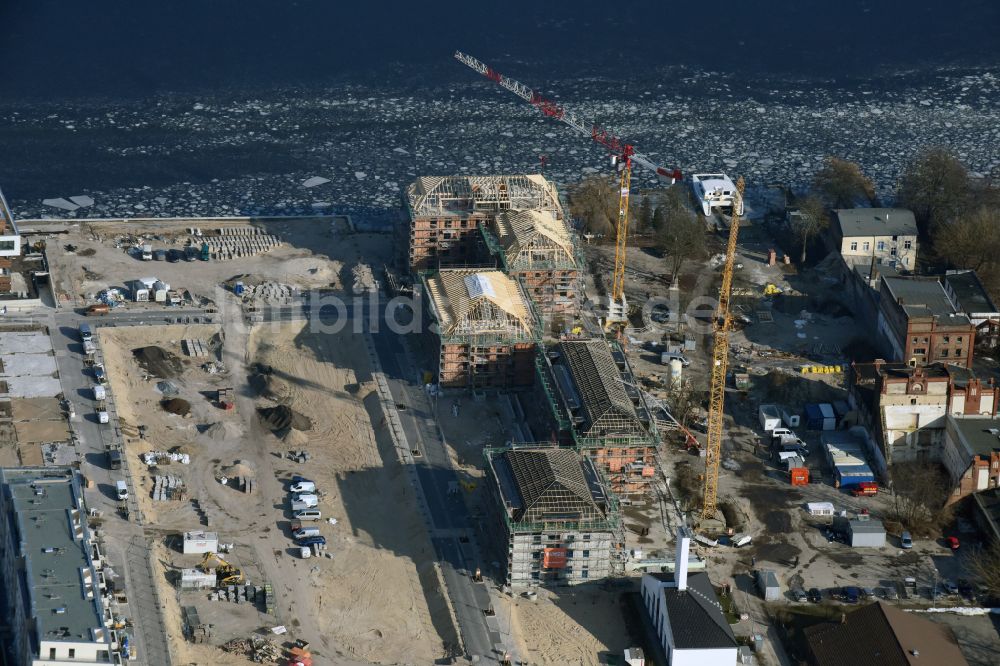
[423,269,543,390]
[406,174,562,218]
[486,446,620,533]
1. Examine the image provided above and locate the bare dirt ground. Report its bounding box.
[99,319,453,664]
[507,586,632,665]
[74,213,453,664]
[44,217,391,307]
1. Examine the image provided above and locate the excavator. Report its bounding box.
[198,552,246,587]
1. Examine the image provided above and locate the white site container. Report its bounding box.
[182,530,219,554]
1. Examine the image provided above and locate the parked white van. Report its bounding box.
[293,509,322,521]
[115,480,129,500]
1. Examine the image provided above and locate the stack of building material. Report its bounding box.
[182,339,210,357]
[195,228,282,261]
[151,474,185,501]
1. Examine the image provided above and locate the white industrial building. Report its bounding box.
[640,530,739,665]
[0,467,117,665]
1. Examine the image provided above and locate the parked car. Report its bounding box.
[945,536,960,550]
[807,588,823,603]
[166,248,182,262]
[292,494,318,507]
[92,364,106,382]
[900,531,913,549]
[957,579,975,600]
[940,579,959,595]
[841,586,860,603]
[291,475,313,484]
[661,352,691,367]
[293,509,322,521]
[296,535,327,547]
[290,481,316,493]
[861,587,877,600]
[791,587,808,602]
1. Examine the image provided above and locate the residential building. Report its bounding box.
[403,174,563,272]
[543,339,659,495]
[482,208,581,319]
[972,487,1000,543]
[832,207,918,271]
[0,467,115,666]
[877,275,976,367]
[0,185,22,294]
[422,269,539,390]
[942,415,1000,504]
[484,446,620,587]
[849,361,1000,465]
[804,600,968,666]
[640,531,738,666]
[943,269,1000,349]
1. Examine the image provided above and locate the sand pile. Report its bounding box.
[220,459,256,479]
[161,398,191,415]
[133,346,184,378]
[202,421,243,440]
[257,405,311,431]
[282,429,310,447]
[249,364,292,402]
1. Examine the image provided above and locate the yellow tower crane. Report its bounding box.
[608,148,635,326]
[701,177,745,521]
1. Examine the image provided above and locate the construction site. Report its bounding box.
[403,174,564,272]
[423,268,541,390]
[5,46,1000,666]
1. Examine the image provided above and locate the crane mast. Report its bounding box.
[701,177,745,521]
[454,51,682,324]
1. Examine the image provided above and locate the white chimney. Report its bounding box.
[675,527,691,591]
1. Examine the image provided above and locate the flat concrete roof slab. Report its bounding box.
[4,376,62,398]
[0,353,58,377]
[1,331,53,354]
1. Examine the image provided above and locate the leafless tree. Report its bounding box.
[888,462,953,534]
[898,147,970,235]
[569,176,618,235]
[790,194,830,263]
[656,188,705,279]
[934,205,1000,276]
[965,541,1000,600]
[813,157,876,208]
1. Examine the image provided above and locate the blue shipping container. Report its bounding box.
[835,464,875,488]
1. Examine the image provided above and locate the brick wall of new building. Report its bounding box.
[408,215,490,272]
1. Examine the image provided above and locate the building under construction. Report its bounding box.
[542,339,660,495]
[0,185,21,294]
[422,268,539,390]
[403,174,563,272]
[484,446,621,587]
[481,208,581,318]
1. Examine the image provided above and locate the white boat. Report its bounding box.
[691,173,744,217]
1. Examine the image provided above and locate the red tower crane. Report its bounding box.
[454,51,681,324]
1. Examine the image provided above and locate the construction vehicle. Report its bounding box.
[701,178,745,522]
[198,552,246,587]
[454,51,682,327]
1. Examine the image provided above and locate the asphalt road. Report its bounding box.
[367,300,515,663]
[46,307,174,666]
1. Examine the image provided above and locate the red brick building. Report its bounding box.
[403,175,563,272]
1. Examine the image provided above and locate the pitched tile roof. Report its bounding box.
[659,572,738,650]
[805,601,968,666]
